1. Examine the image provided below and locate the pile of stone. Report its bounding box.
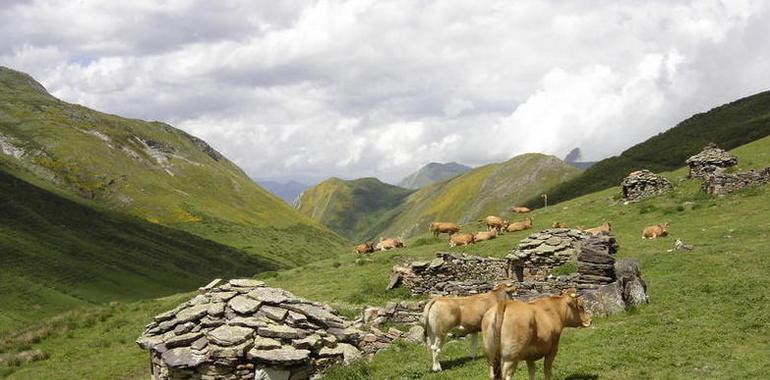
[506,228,588,280]
[389,252,509,296]
[620,169,673,201]
[582,258,649,317]
[686,143,737,179]
[136,279,392,380]
[702,167,770,195]
[576,234,619,287]
[361,301,425,327]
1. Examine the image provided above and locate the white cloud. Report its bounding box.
[1,0,769,183]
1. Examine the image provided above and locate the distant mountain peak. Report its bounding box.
[398,161,471,189]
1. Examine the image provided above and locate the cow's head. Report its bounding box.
[492,281,516,299]
[561,288,592,328]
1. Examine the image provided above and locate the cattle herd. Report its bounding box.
[349,203,672,379]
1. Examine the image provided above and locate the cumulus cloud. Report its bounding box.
[1,0,769,183]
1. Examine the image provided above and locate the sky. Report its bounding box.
[1,0,769,184]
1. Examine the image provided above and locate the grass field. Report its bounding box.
[1,137,768,379]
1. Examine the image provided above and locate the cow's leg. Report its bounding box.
[526,360,536,380]
[430,334,443,371]
[543,351,557,380]
[468,332,478,359]
[501,359,519,380]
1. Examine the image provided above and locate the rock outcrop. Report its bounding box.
[686,143,737,179]
[137,279,396,380]
[621,169,672,201]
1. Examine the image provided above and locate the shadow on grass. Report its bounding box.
[440,356,478,370]
[565,373,599,380]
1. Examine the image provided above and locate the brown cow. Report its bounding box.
[353,241,374,254]
[448,232,475,247]
[422,282,515,372]
[584,221,612,236]
[506,217,532,232]
[474,229,497,242]
[429,222,461,238]
[482,289,592,380]
[642,222,670,239]
[551,221,568,228]
[375,237,404,251]
[485,216,508,232]
[510,206,531,213]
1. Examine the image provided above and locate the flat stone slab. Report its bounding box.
[162,347,206,368]
[247,287,291,304]
[165,332,203,348]
[176,304,210,324]
[257,324,303,339]
[229,279,265,288]
[260,305,288,321]
[253,336,282,350]
[247,347,311,365]
[283,303,344,328]
[229,295,262,314]
[207,325,254,346]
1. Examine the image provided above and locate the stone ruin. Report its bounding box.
[620,169,673,201]
[136,279,402,380]
[389,252,509,296]
[385,229,646,318]
[686,143,737,179]
[702,167,770,195]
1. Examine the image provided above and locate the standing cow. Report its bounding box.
[429,222,461,238]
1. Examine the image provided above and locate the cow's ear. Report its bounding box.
[561,288,577,296]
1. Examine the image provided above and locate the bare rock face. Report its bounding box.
[686,143,737,179]
[136,279,391,380]
[621,169,672,202]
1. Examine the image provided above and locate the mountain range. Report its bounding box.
[397,162,471,189]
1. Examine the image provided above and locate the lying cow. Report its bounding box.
[510,206,531,213]
[353,241,374,254]
[422,282,515,372]
[474,229,497,242]
[506,217,532,232]
[551,221,568,228]
[375,237,404,251]
[485,216,508,232]
[449,232,475,247]
[430,222,461,238]
[482,289,592,380]
[585,221,612,236]
[642,222,670,239]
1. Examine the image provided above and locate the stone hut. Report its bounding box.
[702,167,770,195]
[136,279,393,380]
[620,169,672,201]
[686,143,737,179]
[507,228,590,281]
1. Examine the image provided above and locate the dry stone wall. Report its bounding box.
[390,252,509,296]
[621,169,673,201]
[137,279,399,380]
[702,167,770,195]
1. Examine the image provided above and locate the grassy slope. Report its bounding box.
[0,165,276,335]
[528,90,770,208]
[2,137,768,378]
[295,177,414,242]
[0,66,344,266]
[382,153,581,238]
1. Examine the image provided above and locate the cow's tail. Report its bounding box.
[420,299,437,345]
[485,300,507,380]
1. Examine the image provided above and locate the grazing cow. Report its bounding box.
[474,229,498,242]
[510,206,531,213]
[585,222,612,236]
[449,233,475,247]
[485,216,508,232]
[482,289,592,380]
[422,282,515,372]
[429,222,462,238]
[353,241,374,254]
[375,237,404,251]
[506,217,533,232]
[551,221,568,228]
[642,222,670,239]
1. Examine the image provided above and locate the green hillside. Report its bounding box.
[397,162,471,190]
[3,136,768,380]
[0,66,344,266]
[382,153,581,238]
[527,90,770,207]
[0,164,275,335]
[295,177,414,241]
